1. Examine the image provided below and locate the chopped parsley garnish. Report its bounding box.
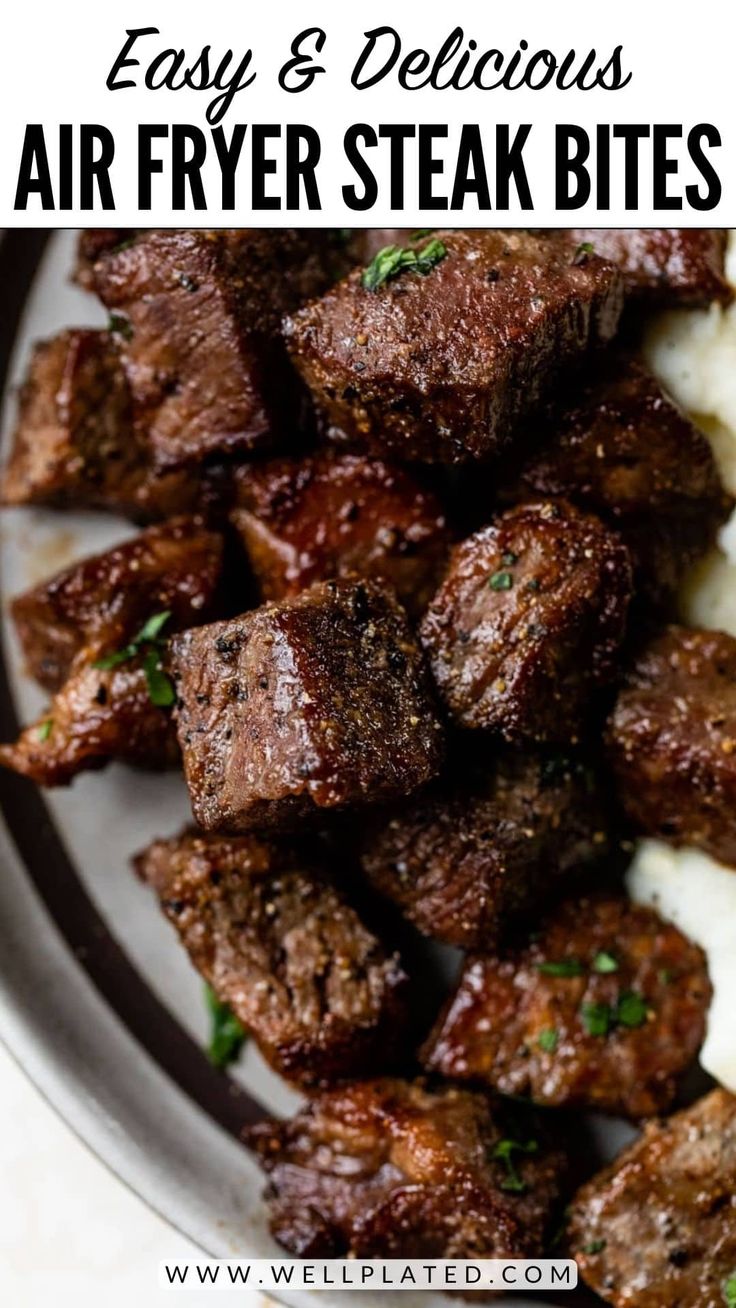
[581,1001,613,1037]
[723,1273,736,1308]
[491,1137,538,1192]
[205,984,246,1070]
[93,610,175,708]
[538,1028,559,1053]
[572,241,595,264]
[108,313,133,340]
[37,718,53,742]
[658,968,672,985]
[489,570,514,591]
[615,990,648,1028]
[537,959,584,978]
[410,228,432,241]
[362,238,447,291]
[501,551,519,566]
[592,951,619,974]
[582,1239,607,1255]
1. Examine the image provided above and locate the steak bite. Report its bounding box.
[285,229,623,465]
[0,329,215,521]
[563,228,732,306]
[0,519,224,787]
[420,500,632,742]
[247,1078,567,1257]
[74,228,138,289]
[568,1089,736,1308]
[93,229,336,471]
[607,625,736,866]
[502,353,732,610]
[136,830,408,1088]
[230,451,450,616]
[171,578,444,833]
[361,750,613,950]
[11,517,225,693]
[423,894,710,1120]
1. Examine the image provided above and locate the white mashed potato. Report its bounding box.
[627,232,736,1092]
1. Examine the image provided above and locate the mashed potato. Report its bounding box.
[628,233,736,1092]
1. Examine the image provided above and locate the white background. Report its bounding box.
[0,0,733,226]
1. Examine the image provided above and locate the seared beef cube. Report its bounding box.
[569,1089,736,1307]
[420,501,632,742]
[361,751,613,949]
[136,830,408,1088]
[12,517,224,692]
[423,894,710,1120]
[0,656,178,786]
[503,353,732,610]
[94,229,336,471]
[230,452,450,616]
[0,329,213,521]
[607,625,736,865]
[172,579,443,832]
[247,1078,567,1257]
[285,230,623,465]
[564,228,732,305]
[75,229,137,289]
[0,519,224,787]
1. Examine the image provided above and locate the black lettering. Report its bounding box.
[278,28,326,93]
[687,124,722,210]
[379,124,416,207]
[342,124,378,209]
[80,125,115,209]
[106,28,158,91]
[251,125,281,210]
[555,125,591,208]
[418,124,448,209]
[613,123,649,207]
[496,123,533,208]
[13,125,54,209]
[653,124,682,210]
[352,27,400,89]
[212,125,247,209]
[286,126,321,209]
[138,124,168,209]
[172,125,207,210]
[450,125,491,209]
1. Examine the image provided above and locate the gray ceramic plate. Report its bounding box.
[0,231,622,1307]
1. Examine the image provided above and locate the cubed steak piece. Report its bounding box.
[93,229,336,470]
[420,500,632,742]
[501,353,732,611]
[0,519,224,787]
[247,1078,567,1257]
[285,230,623,465]
[607,625,736,866]
[11,517,225,692]
[74,228,138,289]
[136,830,408,1088]
[423,894,710,1120]
[563,228,732,306]
[0,328,216,521]
[172,578,444,832]
[230,452,450,616]
[361,750,613,950]
[568,1089,736,1307]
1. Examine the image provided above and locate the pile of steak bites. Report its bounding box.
[4,227,736,1303]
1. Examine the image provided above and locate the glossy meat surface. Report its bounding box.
[136,830,408,1088]
[564,228,732,305]
[248,1078,567,1257]
[569,1089,736,1307]
[423,894,710,1119]
[608,625,736,866]
[172,578,444,832]
[420,500,632,741]
[361,750,613,949]
[285,230,623,464]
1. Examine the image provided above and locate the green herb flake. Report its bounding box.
[205,984,246,1070]
[501,551,519,566]
[538,1028,558,1053]
[615,990,649,1028]
[37,718,53,742]
[489,570,514,592]
[658,968,672,985]
[723,1274,736,1308]
[108,313,133,341]
[581,1001,613,1037]
[582,1240,607,1255]
[573,241,595,265]
[491,1137,538,1192]
[362,238,447,291]
[410,229,432,241]
[537,959,585,978]
[592,951,619,974]
[93,610,175,708]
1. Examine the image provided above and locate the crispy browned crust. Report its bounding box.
[568,1089,736,1307]
[422,894,710,1120]
[608,624,736,865]
[285,230,623,464]
[419,500,632,741]
[135,829,408,1088]
[246,1078,567,1257]
[562,228,732,305]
